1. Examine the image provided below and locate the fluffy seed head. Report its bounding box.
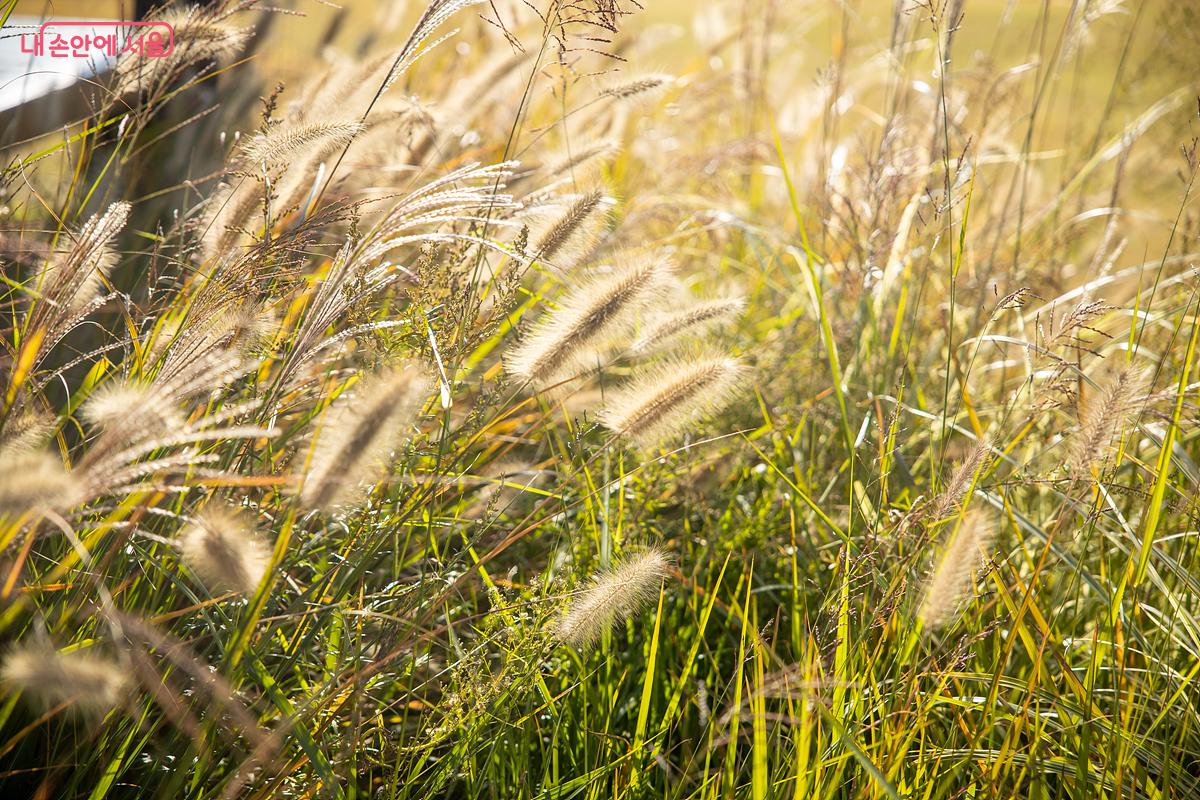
[629,295,744,355]
[114,8,252,97]
[2,645,128,715]
[529,189,611,271]
[0,447,79,517]
[238,120,365,166]
[599,354,747,449]
[36,201,129,315]
[556,550,672,649]
[1069,366,1150,480]
[178,504,270,595]
[0,410,56,453]
[925,436,993,524]
[600,74,673,101]
[299,364,431,511]
[917,509,997,631]
[83,380,183,437]
[506,255,672,388]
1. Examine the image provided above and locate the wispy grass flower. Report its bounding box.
[629,295,744,355]
[83,381,183,437]
[507,255,671,388]
[1069,366,1150,480]
[925,436,993,525]
[299,364,431,511]
[918,510,997,631]
[557,550,671,649]
[0,448,78,517]
[599,354,747,449]
[529,188,611,271]
[178,504,270,596]
[238,120,365,166]
[2,645,128,715]
[36,201,128,316]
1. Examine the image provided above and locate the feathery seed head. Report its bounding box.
[529,189,612,271]
[917,509,997,631]
[2,645,128,715]
[0,410,56,453]
[1069,365,1150,480]
[114,8,252,97]
[37,201,129,315]
[600,73,673,101]
[556,549,672,649]
[629,295,744,355]
[238,120,365,166]
[299,363,431,511]
[178,504,270,596]
[925,435,993,524]
[506,254,672,388]
[0,448,79,517]
[83,381,183,437]
[599,354,747,449]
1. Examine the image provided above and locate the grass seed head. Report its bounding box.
[556,549,672,649]
[0,448,79,517]
[35,201,129,317]
[1,645,128,716]
[629,295,744,355]
[918,509,997,631]
[599,354,747,449]
[506,254,672,388]
[925,435,993,525]
[530,188,611,271]
[1069,365,1150,480]
[299,364,431,511]
[83,381,183,437]
[179,504,271,596]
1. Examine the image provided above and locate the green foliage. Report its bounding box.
[2,1,1200,798]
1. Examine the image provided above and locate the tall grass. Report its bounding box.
[1,0,1199,797]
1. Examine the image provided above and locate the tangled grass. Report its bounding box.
[1,0,1199,797]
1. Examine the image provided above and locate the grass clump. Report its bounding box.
[1,0,1200,798]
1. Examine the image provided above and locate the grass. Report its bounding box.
[2,0,1200,798]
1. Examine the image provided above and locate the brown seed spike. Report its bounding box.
[556,550,672,649]
[506,255,671,388]
[917,509,997,631]
[599,355,747,449]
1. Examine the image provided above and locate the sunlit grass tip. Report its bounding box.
[917,509,997,632]
[178,503,271,596]
[556,549,672,649]
[529,188,612,271]
[599,353,747,449]
[1,644,128,716]
[1069,365,1150,480]
[299,363,431,511]
[628,295,744,356]
[505,254,672,388]
[0,447,79,517]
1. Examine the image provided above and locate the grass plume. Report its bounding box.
[1069,365,1151,480]
[178,504,271,596]
[1,645,128,716]
[917,510,997,632]
[556,549,671,649]
[599,354,747,449]
[506,255,671,387]
[299,364,431,511]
